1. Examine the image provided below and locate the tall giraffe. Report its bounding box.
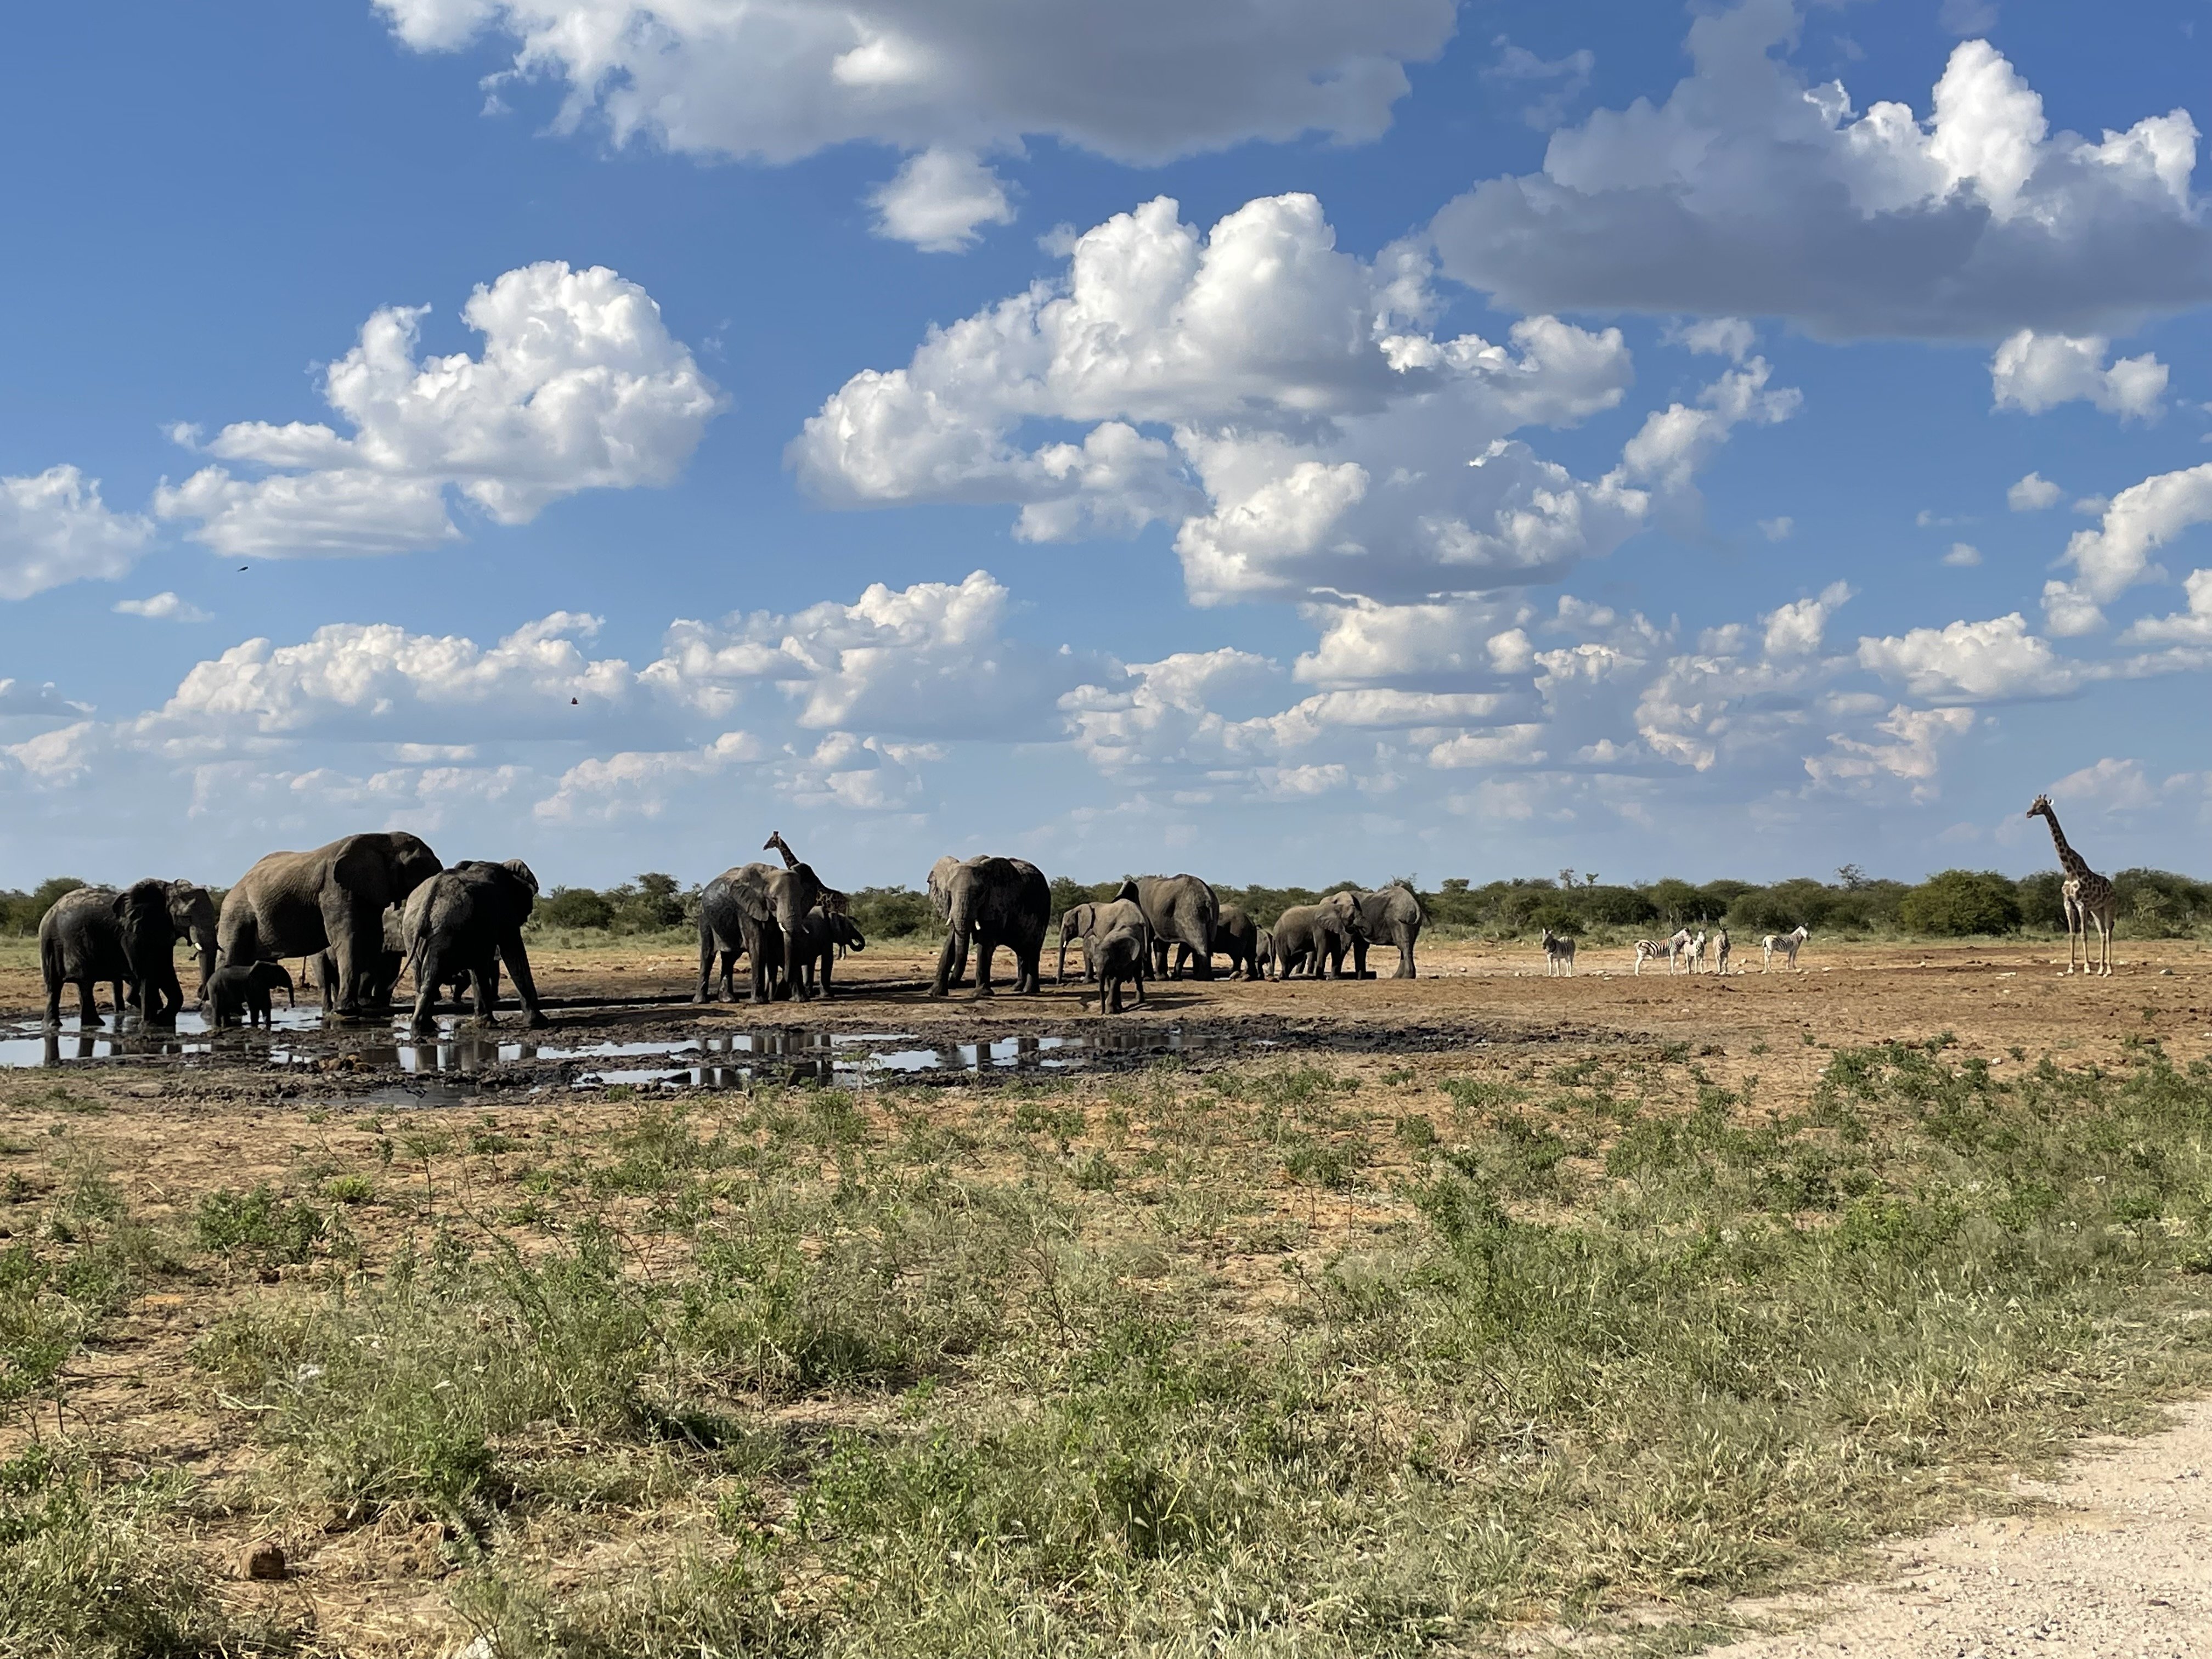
[2027,794,2117,976]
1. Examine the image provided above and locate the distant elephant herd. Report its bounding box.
[37,827,1425,1029]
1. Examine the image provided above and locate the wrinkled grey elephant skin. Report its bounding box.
[219,832,442,1017]
[164,882,219,997]
[405,859,548,1032]
[1128,873,1219,979]
[932,856,1050,998]
[41,882,185,1028]
[927,854,972,986]
[1272,903,1356,980]
[697,860,830,1005]
[1351,884,1424,980]
[1094,925,1150,1014]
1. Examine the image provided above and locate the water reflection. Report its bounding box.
[1,1009,1263,1092]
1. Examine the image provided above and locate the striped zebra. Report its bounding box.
[1542,927,1576,976]
[1632,928,1693,974]
[1762,925,1809,970]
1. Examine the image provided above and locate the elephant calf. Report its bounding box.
[793,906,865,998]
[1094,925,1149,1015]
[1254,927,1277,981]
[1272,904,1355,979]
[404,860,548,1032]
[204,961,295,1029]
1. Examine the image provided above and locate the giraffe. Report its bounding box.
[763,831,849,916]
[2027,793,2117,976]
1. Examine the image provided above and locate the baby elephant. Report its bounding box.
[204,961,295,1029]
[1094,924,1149,1014]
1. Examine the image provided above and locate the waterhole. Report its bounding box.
[0,1011,1260,1092]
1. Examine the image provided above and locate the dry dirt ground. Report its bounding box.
[5,932,2210,1655]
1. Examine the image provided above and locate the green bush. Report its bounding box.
[1899,869,2023,936]
[0,878,87,936]
[536,885,616,930]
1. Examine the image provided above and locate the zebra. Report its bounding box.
[1630,938,1670,974]
[1686,929,1708,972]
[1761,925,1809,971]
[1541,927,1576,976]
[1714,927,1731,975]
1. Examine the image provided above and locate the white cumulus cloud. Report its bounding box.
[2007,471,2063,511]
[374,0,1456,168]
[1990,330,2168,420]
[1430,1,2210,340]
[867,148,1017,251]
[795,191,1797,607]
[2042,461,2212,634]
[1857,612,2082,701]
[0,466,155,600]
[114,592,212,623]
[155,263,722,556]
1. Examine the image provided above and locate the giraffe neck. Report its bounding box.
[2040,810,2091,877]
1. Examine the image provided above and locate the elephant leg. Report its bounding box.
[694,928,716,1004]
[76,979,102,1028]
[973,930,997,999]
[1396,940,1416,979]
[470,962,499,1025]
[929,932,960,998]
[499,932,550,1030]
[408,946,443,1032]
[319,893,376,1015]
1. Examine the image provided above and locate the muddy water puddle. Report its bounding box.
[1,1012,1269,1096]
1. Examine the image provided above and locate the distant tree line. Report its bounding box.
[5,864,2210,943]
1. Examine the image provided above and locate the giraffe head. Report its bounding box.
[2026,793,2054,820]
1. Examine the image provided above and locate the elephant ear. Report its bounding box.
[501,859,540,895]
[332,836,386,900]
[1113,879,1139,903]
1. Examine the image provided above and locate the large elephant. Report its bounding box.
[1272,902,1357,979]
[1130,873,1219,979]
[312,906,407,1013]
[218,832,442,1017]
[927,853,975,986]
[1350,884,1424,979]
[696,860,829,1004]
[404,860,548,1032]
[40,882,186,1027]
[930,856,1050,998]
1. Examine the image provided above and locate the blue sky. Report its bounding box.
[4,0,2211,891]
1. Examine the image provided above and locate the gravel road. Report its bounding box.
[1705,1401,2212,1658]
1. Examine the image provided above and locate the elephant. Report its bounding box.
[1056,904,1100,983]
[404,860,548,1032]
[160,882,219,997]
[927,854,972,986]
[312,906,408,1013]
[204,961,295,1029]
[930,856,1051,998]
[218,832,442,1017]
[1350,884,1424,979]
[1093,924,1150,1015]
[1272,904,1357,979]
[40,882,185,1028]
[1199,904,1262,980]
[696,859,831,1004]
[792,906,866,998]
[1254,927,1277,981]
[1128,874,1218,979]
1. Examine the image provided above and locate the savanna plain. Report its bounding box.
[5,934,2212,1657]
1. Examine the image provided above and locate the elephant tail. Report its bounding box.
[404,898,435,990]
